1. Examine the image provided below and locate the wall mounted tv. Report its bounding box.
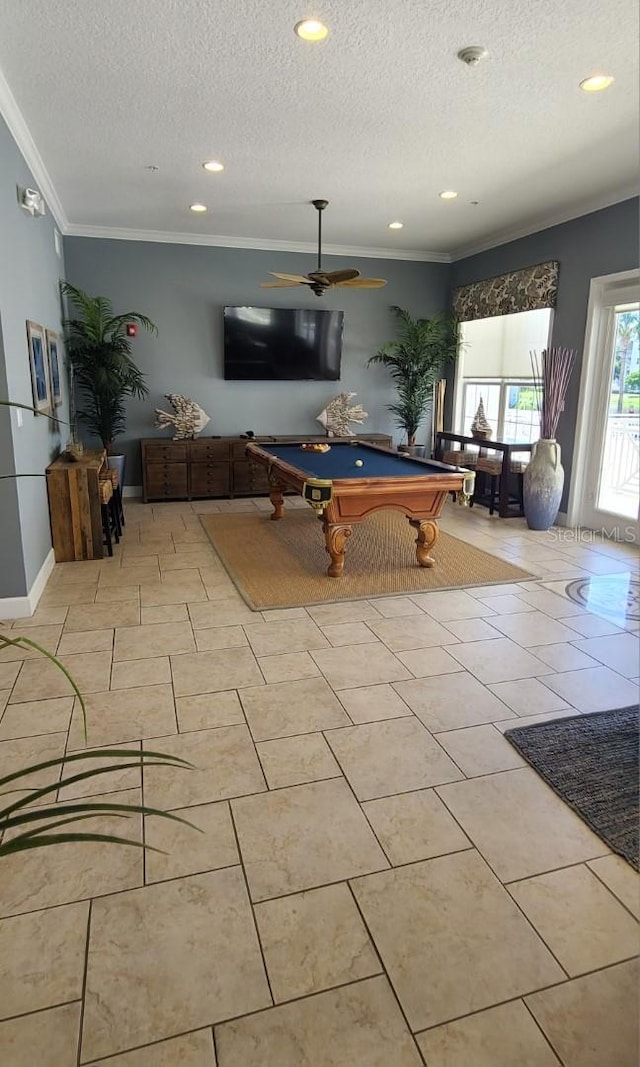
[223,306,343,381]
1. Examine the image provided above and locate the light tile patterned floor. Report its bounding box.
[0,498,638,1066]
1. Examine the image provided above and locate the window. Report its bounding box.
[454,308,552,443]
[461,380,541,442]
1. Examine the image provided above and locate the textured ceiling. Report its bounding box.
[0,0,638,258]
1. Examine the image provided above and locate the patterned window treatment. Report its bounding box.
[452,261,559,322]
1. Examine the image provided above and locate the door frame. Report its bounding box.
[567,268,639,538]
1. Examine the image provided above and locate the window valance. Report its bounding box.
[452,261,559,322]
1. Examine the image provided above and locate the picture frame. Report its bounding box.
[26,320,51,414]
[46,329,63,407]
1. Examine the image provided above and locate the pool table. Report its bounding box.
[246,440,475,577]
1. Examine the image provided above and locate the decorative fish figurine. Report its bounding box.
[316,392,368,437]
[154,394,211,440]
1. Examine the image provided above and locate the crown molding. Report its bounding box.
[449,185,640,261]
[62,223,451,263]
[0,64,68,232]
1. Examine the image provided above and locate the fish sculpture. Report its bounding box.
[154,394,211,440]
[316,392,368,437]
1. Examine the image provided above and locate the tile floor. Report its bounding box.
[0,496,638,1066]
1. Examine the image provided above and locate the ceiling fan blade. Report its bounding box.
[269,272,309,282]
[335,277,388,289]
[260,280,304,288]
[324,269,361,284]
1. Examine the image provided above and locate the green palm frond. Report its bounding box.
[60,281,156,448]
[0,749,196,858]
[0,633,86,725]
[368,305,460,443]
[0,400,64,424]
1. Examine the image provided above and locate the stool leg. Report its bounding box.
[101,502,113,556]
[517,473,524,515]
[111,496,122,542]
[116,485,125,527]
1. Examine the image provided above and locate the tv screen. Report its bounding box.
[223,306,343,381]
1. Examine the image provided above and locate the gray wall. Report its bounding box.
[0,115,67,598]
[63,238,450,483]
[450,198,640,509]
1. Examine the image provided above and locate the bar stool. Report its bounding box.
[104,466,125,529]
[440,448,478,469]
[475,455,529,515]
[99,478,118,555]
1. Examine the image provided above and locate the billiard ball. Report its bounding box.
[355,459,363,467]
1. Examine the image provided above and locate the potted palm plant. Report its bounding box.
[0,399,192,858]
[368,306,460,452]
[61,282,157,487]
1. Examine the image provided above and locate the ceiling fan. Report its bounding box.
[261,199,387,297]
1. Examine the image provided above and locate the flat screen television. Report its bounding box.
[223,306,343,381]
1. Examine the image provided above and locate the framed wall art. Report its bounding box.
[26,320,51,414]
[46,329,63,407]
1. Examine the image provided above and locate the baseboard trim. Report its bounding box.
[124,485,142,498]
[0,548,55,620]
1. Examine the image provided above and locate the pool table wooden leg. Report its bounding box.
[268,485,285,520]
[323,521,352,577]
[409,518,438,567]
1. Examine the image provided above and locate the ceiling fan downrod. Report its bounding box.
[312,199,328,272]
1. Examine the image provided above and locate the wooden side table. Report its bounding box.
[435,432,533,518]
[46,449,107,561]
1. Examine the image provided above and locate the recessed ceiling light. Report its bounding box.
[203,160,224,172]
[439,190,458,200]
[388,221,404,229]
[579,74,614,92]
[189,203,207,213]
[294,19,329,41]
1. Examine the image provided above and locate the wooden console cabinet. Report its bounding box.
[141,435,392,502]
[46,448,107,561]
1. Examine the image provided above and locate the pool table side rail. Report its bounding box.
[245,440,472,484]
[246,440,470,525]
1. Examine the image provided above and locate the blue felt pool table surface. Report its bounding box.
[263,442,461,480]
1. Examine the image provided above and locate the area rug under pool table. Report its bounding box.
[200,508,535,610]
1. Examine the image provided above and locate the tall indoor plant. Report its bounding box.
[61,282,157,484]
[0,399,191,858]
[523,346,576,530]
[368,306,459,450]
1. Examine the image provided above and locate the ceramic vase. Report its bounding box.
[523,438,564,530]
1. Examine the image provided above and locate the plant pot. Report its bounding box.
[523,438,564,530]
[107,453,126,491]
[398,444,427,458]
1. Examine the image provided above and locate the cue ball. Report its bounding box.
[355,459,363,467]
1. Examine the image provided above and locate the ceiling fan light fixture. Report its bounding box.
[189,203,207,213]
[203,160,224,172]
[579,74,614,92]
[388,221,404,229]
[439,190,458,200]
[294,19,329,41]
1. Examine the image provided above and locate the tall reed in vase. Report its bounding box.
[523,347,577,530]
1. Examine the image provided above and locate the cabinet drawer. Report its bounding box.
[145,442,188,462]
[190,462,229,497]
[232,461,271,495]
[190,439,230,461]
[145,463,188,498]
